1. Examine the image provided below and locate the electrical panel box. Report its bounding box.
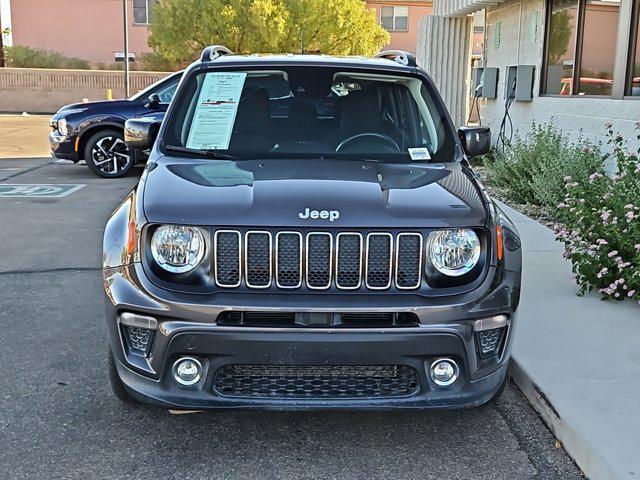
[505,65,535,101]
[480,67,499,99]
[515,65,535,101]
[505,66,518,100]
[471,67,484,97]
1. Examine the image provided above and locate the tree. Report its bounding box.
[149,0,390,63]
[547,9,572,67]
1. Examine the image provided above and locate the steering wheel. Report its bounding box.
[336,133,400,152]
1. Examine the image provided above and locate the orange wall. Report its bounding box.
[10,0,152,63]
[367,1,433,54]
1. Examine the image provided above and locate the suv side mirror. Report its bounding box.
[458,126,491,158]
[145,93,161,109]
[124,117,161,150]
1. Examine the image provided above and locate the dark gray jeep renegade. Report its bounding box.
[103,46,522,410]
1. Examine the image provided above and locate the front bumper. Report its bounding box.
[104,263,519,409]
[49,131,79,161]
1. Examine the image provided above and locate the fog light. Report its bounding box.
[173,357,202,386]
[430,358,458,386]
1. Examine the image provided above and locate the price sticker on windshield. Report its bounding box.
[186,72,247,150]
[408,148,431,160]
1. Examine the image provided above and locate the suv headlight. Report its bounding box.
[150,225,205,273]
[57,118,68,135]
[427,229,481,277]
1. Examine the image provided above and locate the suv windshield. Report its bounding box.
[163,66,456,162]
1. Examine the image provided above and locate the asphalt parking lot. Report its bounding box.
[0,158,583,480]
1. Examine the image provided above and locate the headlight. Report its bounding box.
[57,118,68,135]
[150,225,205,273]
[427,229,481,277]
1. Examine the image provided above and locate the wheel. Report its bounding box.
[107,345,137,404]
[84,129,134,178]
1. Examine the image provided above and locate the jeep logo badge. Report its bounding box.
[299,208,340,222]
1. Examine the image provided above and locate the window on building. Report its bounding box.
[380,6,409,31]
[629,0,640,95]
[543,0,621,96]
[133,0,157,25]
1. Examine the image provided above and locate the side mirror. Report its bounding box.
[145,93,161,109]
[458,126,491,158]
[124,117,161,150]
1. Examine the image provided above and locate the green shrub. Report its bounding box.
[485,122,603,214]
[556,124,640,302]
[136,52,180,71]
[4,45,90,69]
[95,53,178,72]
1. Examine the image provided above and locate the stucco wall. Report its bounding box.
[9,0,152,63]
[480,0,640,150]
[0,68,169,113]
[368,2,434,54]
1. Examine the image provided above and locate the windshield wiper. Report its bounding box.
[164,145,238,160]
[319,153,385,163]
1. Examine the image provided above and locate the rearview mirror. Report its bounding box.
[145,93,161,109]
[458,126,491,158]
[124,117,161,150]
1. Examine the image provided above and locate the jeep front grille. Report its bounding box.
[213,229,424,291]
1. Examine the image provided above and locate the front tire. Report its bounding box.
[107,345,137,404]
[84,129,134,178]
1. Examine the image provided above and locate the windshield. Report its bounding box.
[129,72,180,102]
[163,66,456,162]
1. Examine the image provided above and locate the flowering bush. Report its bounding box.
[485,122,603,213]
[555,124,640,302]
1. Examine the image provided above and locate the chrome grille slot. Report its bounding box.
[336,233,363,290]
[306,233,332,289]
[396,233,423,289]
[365,233,392,289]
[245,231,272,288]
[276,232,302,288]
[214,230,241,287]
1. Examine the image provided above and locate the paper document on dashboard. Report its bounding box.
[186,72,247,150]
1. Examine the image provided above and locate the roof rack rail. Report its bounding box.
[374,50,416,67]
[201,45,233,62]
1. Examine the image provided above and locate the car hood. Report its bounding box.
[142,157,487,228]
[58,99,130,112]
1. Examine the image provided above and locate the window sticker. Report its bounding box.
[408,147,431,160]
[186,72,247,150]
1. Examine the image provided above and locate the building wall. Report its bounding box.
[0,68,167,113]
[479,0,640,150]
[8,0,152,63]
[367,1,433,54]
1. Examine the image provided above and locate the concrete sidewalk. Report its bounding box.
[500,202,640,480]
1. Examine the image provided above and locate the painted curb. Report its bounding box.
[508,358,618,480]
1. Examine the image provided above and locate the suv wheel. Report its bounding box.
[107,345,137,404]
[84,129,134,178]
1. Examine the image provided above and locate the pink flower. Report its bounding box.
[628,290,636,298]
[607,251,618,257]
[601,211,611,222]
[589,172,603,182]
[626,212,635,222]
[596,239,608,245]
[635,244,640,253]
